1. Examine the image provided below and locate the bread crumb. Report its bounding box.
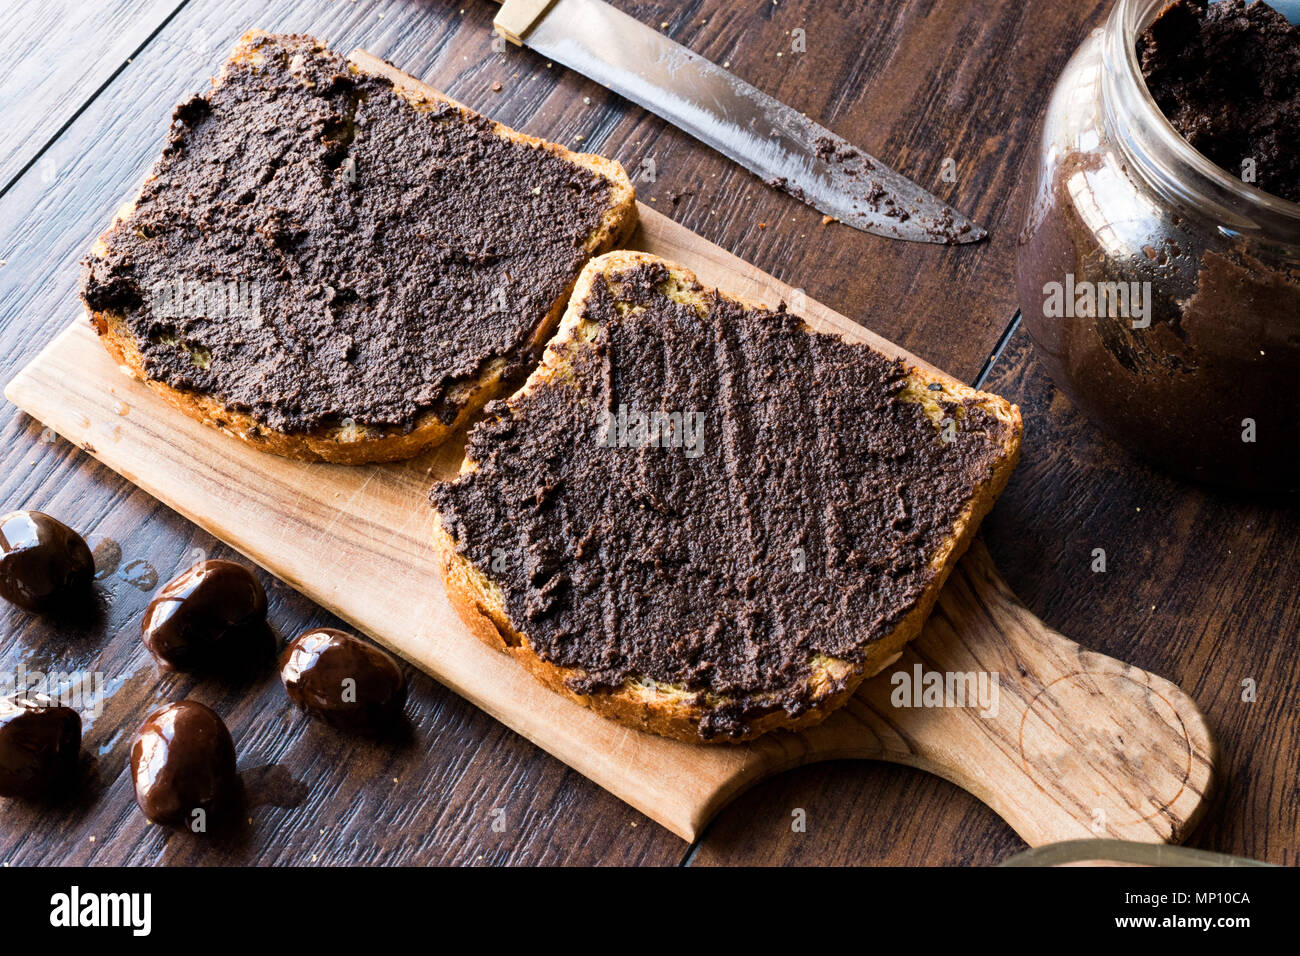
[491,81,502,92]
[758,222,767,229]
[822,215,836,225]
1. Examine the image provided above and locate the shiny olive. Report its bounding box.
[280,628,407,732]
[0,693,82,798]
[0,511,94,612]
[129,700,239,829]
[141,560,272,671]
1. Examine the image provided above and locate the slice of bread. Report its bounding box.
[431,251,1023,743]
[80,31,636,464]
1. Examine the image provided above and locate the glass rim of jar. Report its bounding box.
[1101,0,1300,237]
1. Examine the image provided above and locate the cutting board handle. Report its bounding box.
[776,541,1218,846]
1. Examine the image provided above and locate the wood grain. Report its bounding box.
[6,195,1216,845]
[0,0,1105,380]
[0,0,185,190]
[0,0,698,867]
[0,411,683,866]
[547,0,1115,380]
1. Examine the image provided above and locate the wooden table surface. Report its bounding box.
[0,0,1294,866]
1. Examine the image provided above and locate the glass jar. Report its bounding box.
[1016,0,1300,492]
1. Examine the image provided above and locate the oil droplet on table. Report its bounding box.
[91,538,122,579]
[119,559,157,591]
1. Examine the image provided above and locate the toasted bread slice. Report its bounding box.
[80,31,636,464]
[431,251,1022,743]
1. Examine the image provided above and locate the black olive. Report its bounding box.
[0,511,94,612]
[0,693,82,799]
[280,628,407,732]
[129,700,239,830]
[141,560,272,671]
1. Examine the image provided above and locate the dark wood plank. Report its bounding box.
[0,0,186,190]
[691,325,1300,866]
[688,762,1025,866]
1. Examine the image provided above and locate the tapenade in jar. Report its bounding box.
[1017,0,1300,491]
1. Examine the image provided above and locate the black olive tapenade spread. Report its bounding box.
[1138,0,1300,204]
[432,261,1018,739]
[80,33,617,435]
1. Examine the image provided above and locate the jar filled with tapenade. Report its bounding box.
[1016,0,1300,491]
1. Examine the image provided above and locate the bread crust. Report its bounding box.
[433,251,1023,743]
[81,30,638,464]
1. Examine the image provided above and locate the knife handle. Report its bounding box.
[493,0,558,45]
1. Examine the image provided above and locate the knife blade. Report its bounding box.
[493,0,985,244]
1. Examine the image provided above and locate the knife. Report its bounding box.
[492,0,986,244]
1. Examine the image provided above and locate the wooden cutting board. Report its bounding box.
[2,52,1217,845]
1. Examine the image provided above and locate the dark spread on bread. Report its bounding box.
[1138,0,1300,204]
[79,33,615,434]
[431,263,1013,739]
